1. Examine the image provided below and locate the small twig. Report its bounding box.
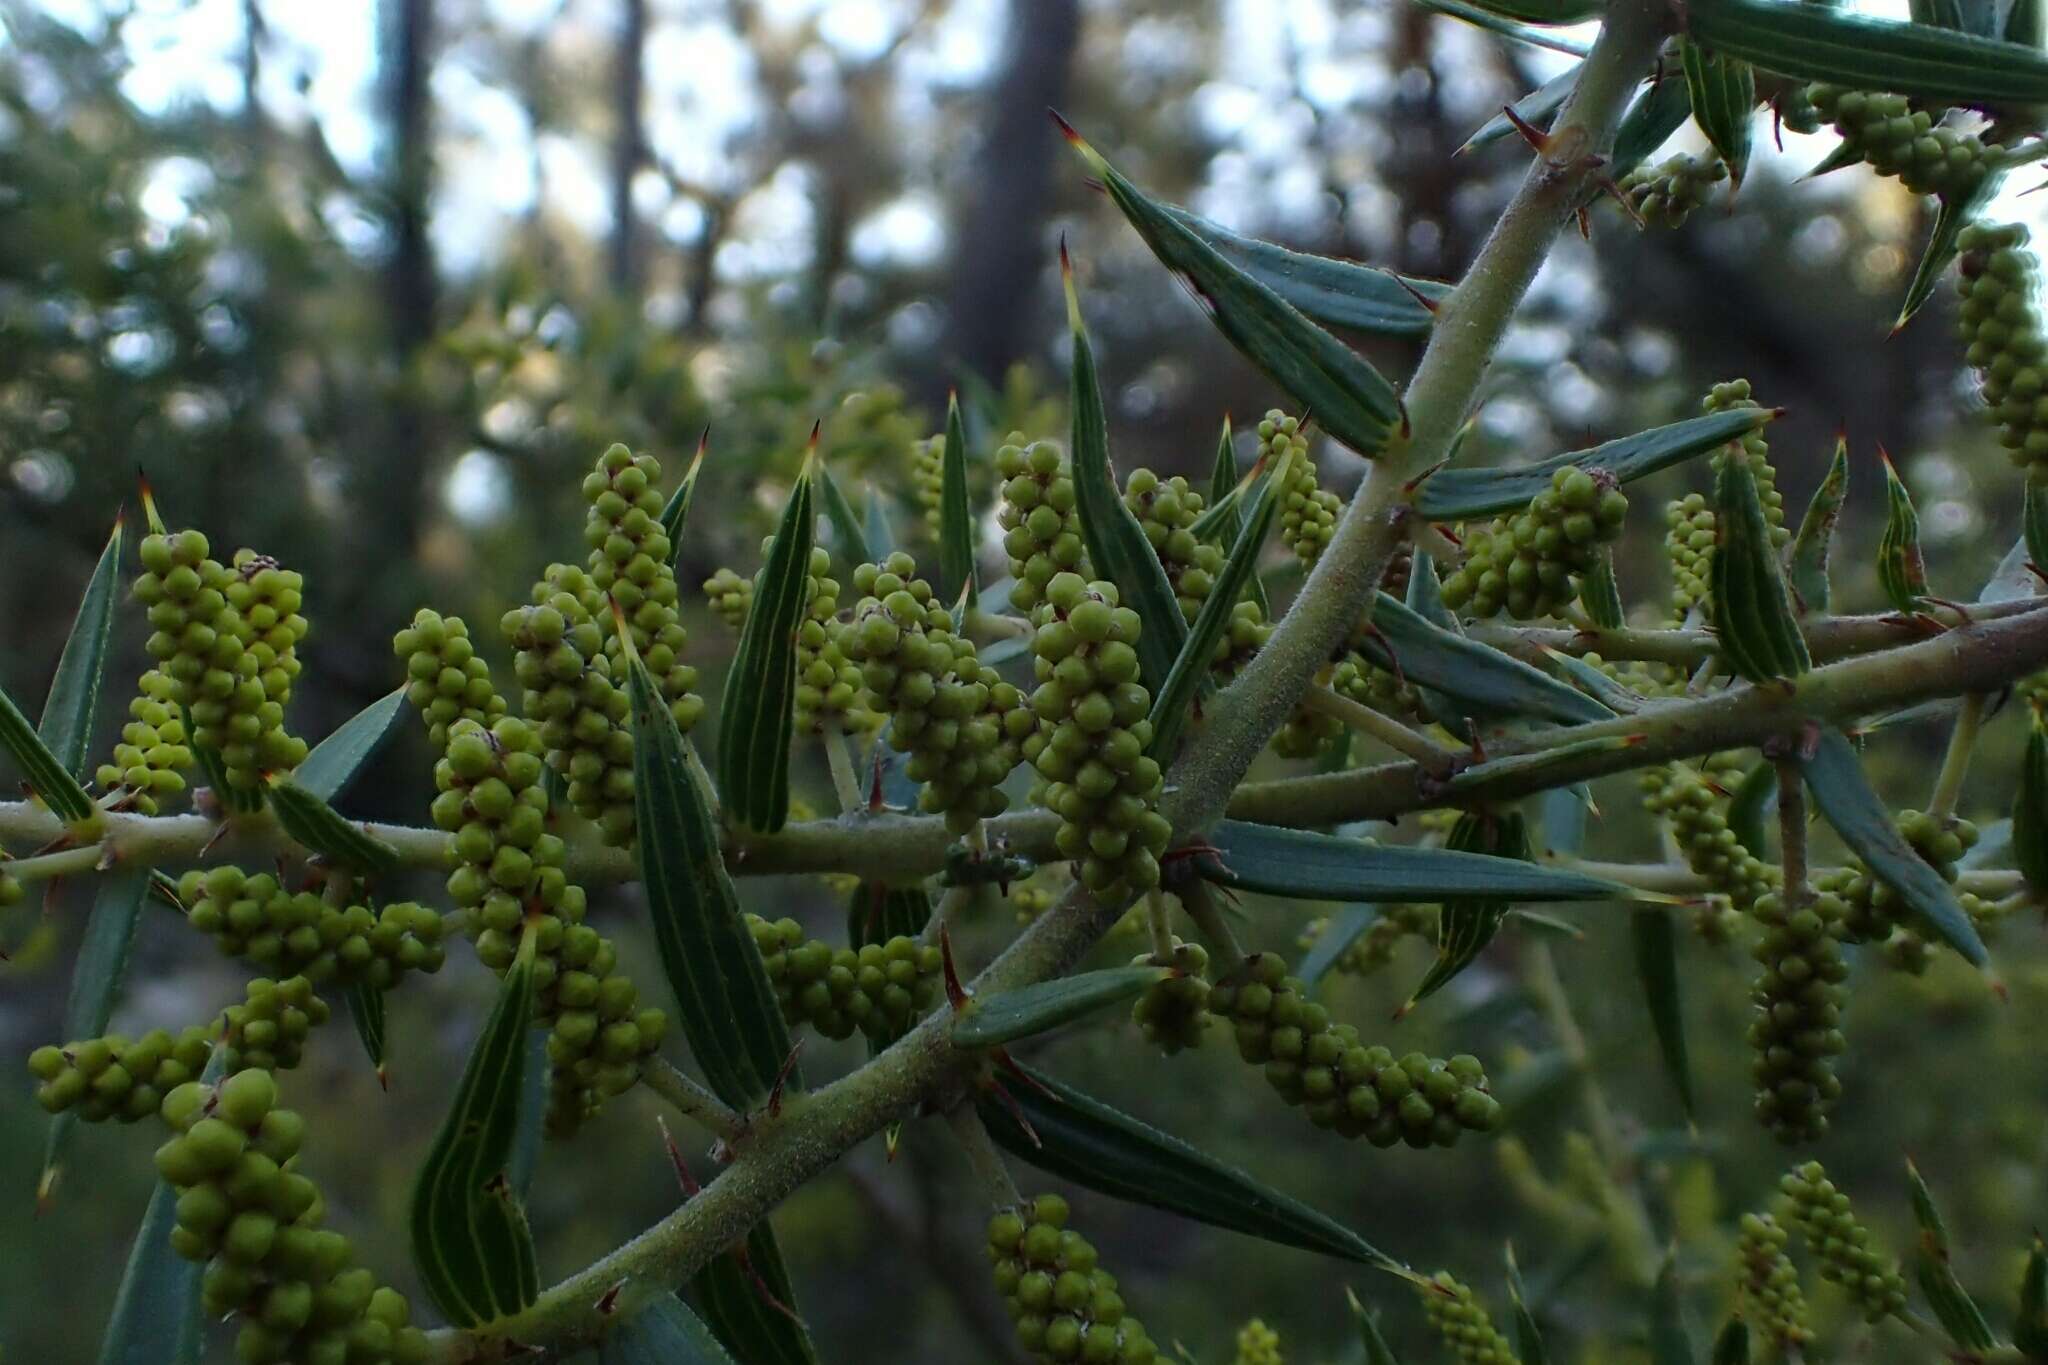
[1927,693,1984,822]
[641,1055,745,1144]
[824,729,863,814]
[0,843,105,885]
[943,1105,1020,1211]
[1776,756,1809,903]
[1178,877,1244,968]
[967,609,1030,640]
[1143,889,1175,959]
[1299,685,1459,772]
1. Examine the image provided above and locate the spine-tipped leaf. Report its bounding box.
[295,687,408,803]
[1063,254,1190,693]
[954,966,1172,1048]
[1680,40,1756,188]
[1631,907,1696,1120]
[1688,0,2048,104]
[815,460,871,567]
[1405,810,1526,1008]
[1786,435,1848,614]
[976,1063,1406,1272]
[0,680,96,823]
[938,394,976,608]
[1162,207,1448,338]
[716,464,815,833]
[1063,124,1406,457]
[1201,819,1648,903]
[1877,451,1931,615]
[1354,593,1613,725]
[2015,714,2048,892]
[1904,1160,1996,1350]
[1800,728,1989,965]
[627,641,797,1106]
[1711,452,1811,682]
[41,515,124,782]
[659,434,709,568]
[1416,410,1773,519]
[408,933,541,1328]
[264,774,401,876]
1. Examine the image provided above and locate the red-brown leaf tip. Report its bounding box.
[1047,107,1080,142]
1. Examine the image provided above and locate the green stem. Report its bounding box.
[642,1055,744,1143]
[1928,693,1985,821]
[1300,685,1459,771]
[0,843,105,884]
[944,1104,1021,1210]
[1776,757,1809,903]
[824,728,863,813]
[1143,889,1175,960]
[1178,878,1244,969]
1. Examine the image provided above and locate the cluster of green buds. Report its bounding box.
[1663,492,1716,622]
[1439,467,1628,621]
[1779,1161,1910,1323]
[432,717,663,1132]
[221,976,329,1074]
[134,525,222,718]
[702,566,753,631]
[1129,938,1210,1054]
[747,914,941,1043]
[1819,808,1976,948]
[1297,904,1434,978]
[393,609,505,752]
[1232,1319,1282,1365]
[1619,152,1728,228]
[1734,1211,1813,1353]
[1747,890,1848,1144]
[912,431,946,536]
[582,443,702,731]
[841,552,1028,833]
[1956,223,2048,475]
[195,549,312,796]
[1707,380,1787,530]
[153,1070,430,1364]
[996,434,1088,617]
[1123,468,1221,625]
[1417,1271,1520,1364]
[986,1194,1159,1363]
[503,563,637,846]
[96,669,191,812]
[1264,411,1337,566]
[1811,86,2000,200]
[1640,761,1778,917]
[1329,653,1422,724]
[792,545,876,737]
[1209,952,1500,1146]
[30,1024,214,1122]
[1022,574,1170,902]
[177,866,446,990]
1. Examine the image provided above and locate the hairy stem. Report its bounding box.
[944,1104,1021,1210]
[824,729,863,813]
[1300,685,1459,770]
[1927,693,1984,822]
[1777,757,1809,903]
[642,1055,745,1143]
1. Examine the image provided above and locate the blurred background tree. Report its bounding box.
[3,2,2044,1361]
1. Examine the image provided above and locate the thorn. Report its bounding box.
[594,1282,624,1317]
[940,922,970,1010]
[984,1078,1042,1149]
[375,1065,390,1092]
[1575,204,1592,240]
[657,1116,703,1197]
[1593,173,1643,228]
[993,1048,1057,1099]
[137,468,166,535]
[1402,457,1452,495]
[884,1121,903,1161]
[34,1164,57,1216]
[1379,268,1439,315]
[766,1039,804,1118]
[198,820,231,860]
[1501,103,1551,154]
[866,745,886,813]
[735,1244,803,1324]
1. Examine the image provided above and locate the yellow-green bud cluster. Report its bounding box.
[1747,890,1848,1144]
[1330,652,1422,724]
[191,549,311,795]
[1129,939,1209,1055]
[504,563,636,846]
[29,1025,214,1122]
[1664,493,1716,621]
[912,432,945,537]
[792,545,877,737]
[1270,686,1345,761]
[1418,1271,1520,1365]
[987,1194,1159,1364]
[1024,574,1170,902]
[1298,904,1434,978]
[152,1070,430,1364]
[221,976,329,1074]
[1811,86,1999,200]
[1956,223,2048,474]
[1620,152,1727,228]
[392,610,505,755]
[136,527,225,714]
[582,443,702,731]
[1819,808,1975,947]
[1705,380,1788,535]
[1778,1162,1909,1323]
[1233,1319,1282,1365]
[1210,952,1500,1146]
[747,914,941,1042]
[1440,466,1628,621]
[433,717,664,1133]
[1123,468,1221,625]
[702,566,753,631]
[1735,1211,1813,1353]
[1264,411,1337,566]
[842,552,1029,833]
[177,866,446,989]
[1641,762,1779,915]
[96,669,192,813]
[996,435,1088,617]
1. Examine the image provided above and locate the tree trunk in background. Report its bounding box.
[942,0,1081,392]
[608,0,648,294]
[376,0,435,559]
